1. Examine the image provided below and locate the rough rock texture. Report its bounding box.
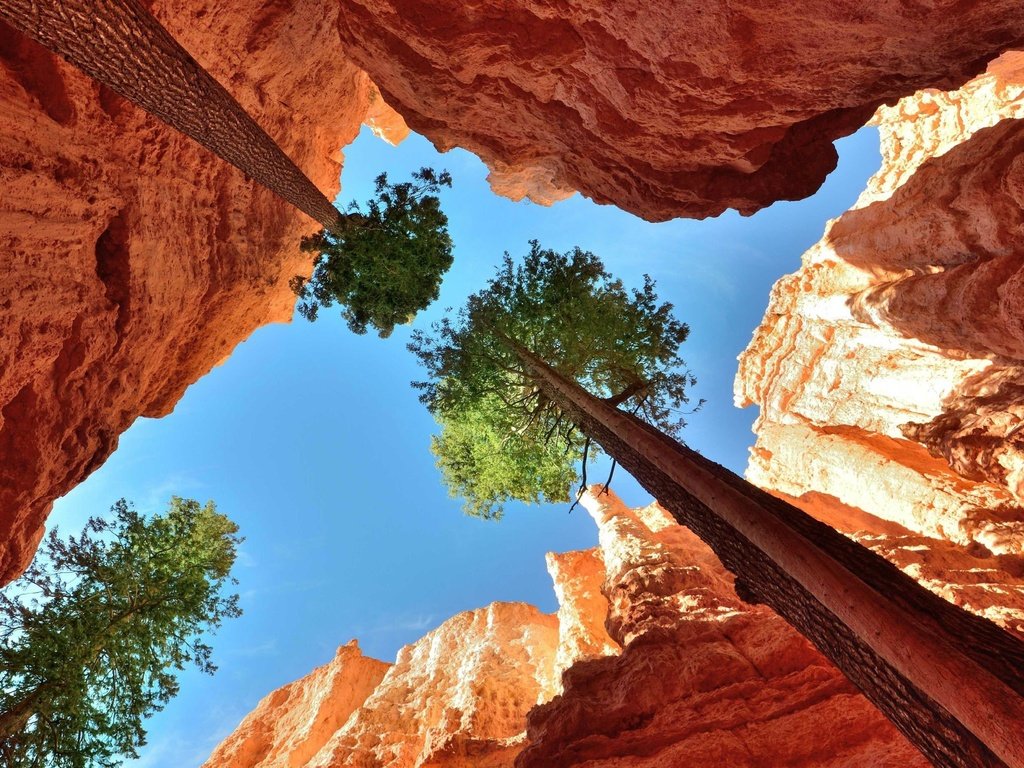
[8,2,1024,588]
[545,548,619,682]
[518,491,929,768]
[201,641,390,768]
[334,0,1024,220]
[0,2,393,584]
[736,52,1024,557]
[307,603,559,768]
[206,603,559,768]
[209,490,962,768]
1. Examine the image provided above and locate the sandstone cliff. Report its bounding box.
[6,2,1024,586]
[736,52,1024,563]
[206,490,975,768]
[334,0,1024,220]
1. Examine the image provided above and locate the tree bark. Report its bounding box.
[0,682,49,740]
[0,0,343,231]
[507,336,1024,768]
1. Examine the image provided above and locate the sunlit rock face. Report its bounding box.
[206,490,939,768]
[334,0,1024,221]
[205,603,560,768]
[201,641,390,768]
[5,2,1024,590]
[0,1,409,584]
[306,602,559,768]
[518,491,927,768]
[736,52,1024,558]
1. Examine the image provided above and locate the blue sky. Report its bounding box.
[44,124,880,766]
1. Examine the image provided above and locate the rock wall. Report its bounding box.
[0,1,408,584]
[334,0,1024,220]
[736,52,1024,560]
[207,490,973,768]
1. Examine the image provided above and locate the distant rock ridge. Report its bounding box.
[206,488,1022,767]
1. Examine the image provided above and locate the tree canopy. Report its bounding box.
[0,497,242,768]
[409,241,699,518]
[292,167,454,337]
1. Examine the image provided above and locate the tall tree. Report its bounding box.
[410,241,700,517]
[0,0,341,229]
[410,244,1024,768]
[293,168,454,337]
[0,497,241,768]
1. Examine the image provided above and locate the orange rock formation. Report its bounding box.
[334,1,1024,220]
[736,53,1024,560]
[5,2,1024,588]
[206,490,956,768]
[202,642,390,768]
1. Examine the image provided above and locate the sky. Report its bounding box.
[42,124,881,766]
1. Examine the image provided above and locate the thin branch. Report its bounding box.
[600,459,617,495]
[568,436,591,514]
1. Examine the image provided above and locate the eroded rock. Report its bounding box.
[736,52,1024,553]
[207,491,955,768]
[334,0,1024,219]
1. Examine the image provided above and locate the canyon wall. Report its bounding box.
[736,52,1024,563]
[210,489,1013,768]
[334,0,1024,220]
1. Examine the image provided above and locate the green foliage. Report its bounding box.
[410,241,700,518]
[0,498,242,768]
[292,167,454,338]
[430,397,580,519]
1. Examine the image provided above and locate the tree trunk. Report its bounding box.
[0,0,343,231]
[507,336,1024,768]
[0,683,49,740]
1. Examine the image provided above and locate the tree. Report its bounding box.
[291,168,454,337]
[410,243,1024,768]
[410,241,699,517]
[0,0,342,230]
[0,497,241,768]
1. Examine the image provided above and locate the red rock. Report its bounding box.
[545,549,619,682]
[206,491,939,768]
[334,1,1024,220]
[517,491,928,768]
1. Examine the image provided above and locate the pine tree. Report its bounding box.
[409,242,1024,768]
[0,497,241,768]
[292,168,454,337]
[409,240,699,516]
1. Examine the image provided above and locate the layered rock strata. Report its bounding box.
[0,1,401,583]
[207,490,952,768]
[736,52,1024,558]
[334,0,1024,220]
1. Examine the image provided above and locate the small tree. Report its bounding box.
[0,497,242,768]
[409,241,700,517]
[292,168,454,337]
